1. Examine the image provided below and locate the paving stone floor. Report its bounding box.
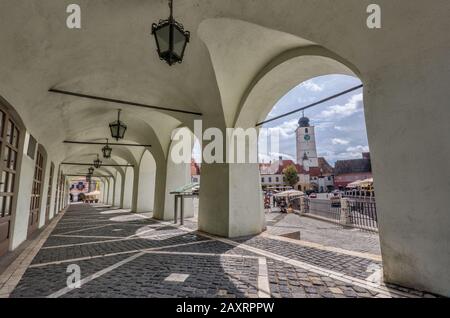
[3,204,434,298]
[266,212,381,255]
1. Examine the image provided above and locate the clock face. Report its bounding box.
[304,135,311,141]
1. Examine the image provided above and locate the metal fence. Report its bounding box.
[307,199,341,222]
[292,196,378,232]
[347,198,378,230]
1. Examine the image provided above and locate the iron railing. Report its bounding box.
[307,199,341,222]
[347,197,378,230]
[293,197,379,231]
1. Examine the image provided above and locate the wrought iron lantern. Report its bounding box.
[109,109,127,141]
[102,139,112,159]
[93,154,102,169]
[88,167,95,175]
[151,0,190,66]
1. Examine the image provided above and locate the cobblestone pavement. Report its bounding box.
[3,204,434,298]
[266,212,381,255]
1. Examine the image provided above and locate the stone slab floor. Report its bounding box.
[0,204,435,298]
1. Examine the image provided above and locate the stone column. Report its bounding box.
[198,163,265,238]
[340,198,351,227]
[300,196,308,215]
[131,167,140,213]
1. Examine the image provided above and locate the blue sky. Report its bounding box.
[192,74,369,166]
[259,74,369,165]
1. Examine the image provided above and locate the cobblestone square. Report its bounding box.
[0,204,433,298]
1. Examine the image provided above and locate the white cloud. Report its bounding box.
[300,80,324,92]
[334,125,356,132]
[297,96,317,104]
[332,138,350,145]
[318,93,363,119]
[346,145,370,153]
[265,119,298,139]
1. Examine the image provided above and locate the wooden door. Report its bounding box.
[45,163,54,224]
[0,110,20,256]
[28,150,44,237]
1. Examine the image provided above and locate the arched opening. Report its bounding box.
[107,177,114,206]
[137,150,156,213]
[257,73,380,257]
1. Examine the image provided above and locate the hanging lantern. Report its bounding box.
[93,154,102,169]
[88,167,95,175]
[151,0,190,66]
[102,139,112,159]
[109,109,127,141]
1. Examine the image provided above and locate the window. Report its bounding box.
[261,177,264,183]
[0,107,21,257]
[269,177,272,183]
[29,149,44,237]
[276,177,279,183]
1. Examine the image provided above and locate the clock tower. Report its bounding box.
[296,115,319,168]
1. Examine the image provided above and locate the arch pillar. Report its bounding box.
[122,167,134,209]
[152,160,167,220]
[135,151,157,213]
[198,162,265,238]
[114,172,122,208]
[131,167,140,212]
[196,122,265,238]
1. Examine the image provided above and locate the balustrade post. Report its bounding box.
[300,196,308,215]
[340,198,352,227]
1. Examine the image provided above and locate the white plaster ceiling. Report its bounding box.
[0,0,439,172]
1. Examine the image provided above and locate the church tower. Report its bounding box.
[296,114,319,168]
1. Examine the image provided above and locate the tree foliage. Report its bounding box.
[283,164,299,187]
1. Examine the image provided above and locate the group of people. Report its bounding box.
[264,195,292,213]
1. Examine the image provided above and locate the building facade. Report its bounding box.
[334,153,372,189]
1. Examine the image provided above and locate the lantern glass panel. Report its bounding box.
[110,123,119,139]
[118,124,127,139]
[173,26,186,58]
[155,23,171,54]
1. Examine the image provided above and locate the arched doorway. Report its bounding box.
[0,96,25,257]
